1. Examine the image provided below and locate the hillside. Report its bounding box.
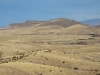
[0,18,100,75]
[55,24,98,35]
[0,66,29,75]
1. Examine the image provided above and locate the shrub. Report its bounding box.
[50,70,52,72]
[58,66,60,67]
[76,41,87,45]
[62,61,65,63]
[95,70,98,71]
[74,67,78,70]
[96,73,100,75]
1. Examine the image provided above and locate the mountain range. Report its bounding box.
[1,18,99,35]
[81,19,100,26]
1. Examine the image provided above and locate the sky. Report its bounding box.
[0,0,100,27]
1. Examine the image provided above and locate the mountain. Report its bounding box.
[1,18,99,35]
[81,19,100,26]
[6,18,81,29]
[39,18,81,27]
[6,20,46,29]
[0,18,99,35]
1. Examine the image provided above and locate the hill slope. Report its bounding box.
[55,24,100,35]
[0,66,30,75]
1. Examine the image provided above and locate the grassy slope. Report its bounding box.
[0,23,100,75]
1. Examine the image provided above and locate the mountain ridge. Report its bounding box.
[5,18,81,29]
[6,20,47,29]
[81,19,100,26]
[1,18,100,35]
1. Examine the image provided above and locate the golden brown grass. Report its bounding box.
[0,23,100,75]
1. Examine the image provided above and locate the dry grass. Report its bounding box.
[0,23,100,75]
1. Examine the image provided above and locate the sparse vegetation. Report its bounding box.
[76,41,87,45]
[88,38,94,40]
[89,34,100,37]
[0,18,100,75]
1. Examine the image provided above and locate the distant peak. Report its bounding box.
[81,18,100,26]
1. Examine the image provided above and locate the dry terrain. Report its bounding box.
[0,18,100,75]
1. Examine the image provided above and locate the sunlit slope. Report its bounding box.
[0,18,100,75]
[55,24,100,34]
[1,24,100,35]
[1,61,100,75]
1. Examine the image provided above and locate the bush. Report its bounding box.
[76,41,87,45]
[96,73,100,75]
[50,70,52,72]
[62,61,65,63]
[74,67,78,70]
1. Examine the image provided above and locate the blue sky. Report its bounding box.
[0,0,100,27]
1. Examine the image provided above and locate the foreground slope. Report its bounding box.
[0,66,29,75]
